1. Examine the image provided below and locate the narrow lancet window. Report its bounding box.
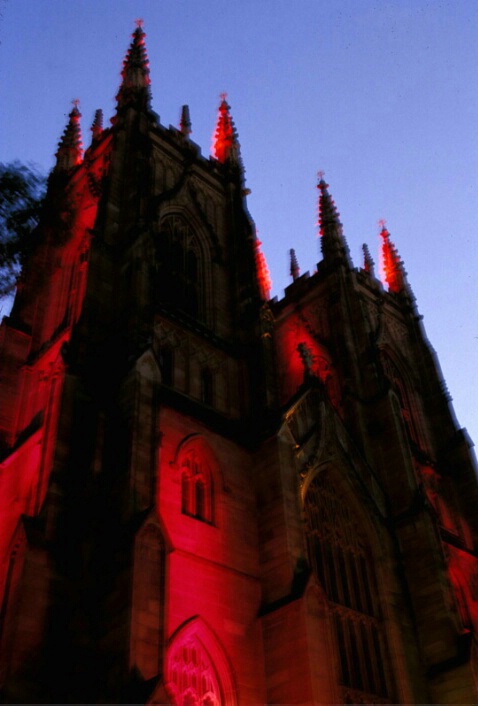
[179,443,214,524]
[157,216,204,321]
[304,470,394,703]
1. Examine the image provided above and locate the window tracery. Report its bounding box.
[381,354,425,451]
[179,442,214,524]
[169,638,221,706]
[165,617,237,706]
[304,471,393,703]
[157,216,205,322]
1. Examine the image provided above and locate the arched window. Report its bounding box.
[178,439,215,524]
[157,216,204,321]
[304,470,393,703]
[164,617,237,706]
[381,354,424,451]
[170,640,221,706]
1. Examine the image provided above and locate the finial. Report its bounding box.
[317,171,328,192]
[135,18,144,29]
[290,248,300,281]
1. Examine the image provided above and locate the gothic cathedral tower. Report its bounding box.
[0,25,477,705]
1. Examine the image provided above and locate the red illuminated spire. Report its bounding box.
[180,105,192,137]
[212,95,240,164]
[362,243,375,277]
[90,109,103,142]
[380,222,406,294]
[290,248,300,281]
[116,21,151,110]
[254,238,272,300]
[317,174,351,266]
[55,102,83,171]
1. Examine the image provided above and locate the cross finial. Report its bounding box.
[72,98,80,109]
[317,169,325,181]
[135,18,144,28]
[220,91,228,103]
[378,218,387,230]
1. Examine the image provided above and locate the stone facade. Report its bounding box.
[0,25,477,705]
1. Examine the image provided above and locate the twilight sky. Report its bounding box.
[1,0,477,449]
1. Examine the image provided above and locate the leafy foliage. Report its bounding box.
[0,161,46,298]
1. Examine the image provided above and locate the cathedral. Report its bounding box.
[1,24,478,705]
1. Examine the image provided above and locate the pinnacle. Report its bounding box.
[317,174,351,266]
[254,238,272,301]
[55,102,83,171]
[116,23,152,110]
[317,176,341,234]
[380,224,405,294]
[180,105,192,137]
[212,95,240,164]
[362,243,375,276]
[290,248,300,281]
[90,109,103,142]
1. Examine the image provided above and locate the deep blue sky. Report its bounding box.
[1,0,477,448]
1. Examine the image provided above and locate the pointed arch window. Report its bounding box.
[382,354,424,451]
[157,216,204,321]
[169,639,221,706]
[180,446,214,524]
[304,471,394,703]
[163,617,237,706]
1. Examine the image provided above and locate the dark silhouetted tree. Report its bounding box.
[0,161,46,299]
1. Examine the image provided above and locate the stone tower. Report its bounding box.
[0,25,477,705]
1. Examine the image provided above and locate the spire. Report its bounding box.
[116,21,151,110]
[180,105,192,137]
[55,101,83,171]
[317,173,351,266]
[212,94,240,164]
[362,243,375,277]
[90,109,103,142]
[379,222,406,294]
[254,238,272,301]
[290,248,300,281]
